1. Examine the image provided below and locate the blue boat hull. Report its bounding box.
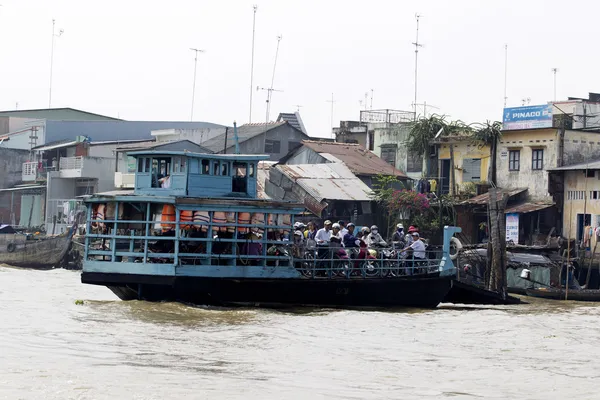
[81,272,453,309]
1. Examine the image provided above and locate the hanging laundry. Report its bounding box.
[429,179,437,193]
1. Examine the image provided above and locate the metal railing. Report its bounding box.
[59,156,83,170]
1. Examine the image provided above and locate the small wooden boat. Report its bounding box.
[525,287,600,302]
[0,223,77,269]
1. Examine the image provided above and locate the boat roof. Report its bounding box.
[127,150,269,161]
[84,189,304,210]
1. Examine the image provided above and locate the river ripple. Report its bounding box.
[1,265,600,400]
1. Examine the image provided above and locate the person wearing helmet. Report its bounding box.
[401,231,426,259]
[366,225,387,247]
[330,223,343,244]
[405,225,418,246]
[343,223,360,248]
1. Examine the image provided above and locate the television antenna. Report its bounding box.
[189,47,205,121]
[248,5,258,123]
[551,68,558,101]
[521,97,531,106]
[412,13,423,120]
[327,93,335,138]
[49,19,64,108]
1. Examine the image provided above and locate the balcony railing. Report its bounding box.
[22,161,49,182]
[59,156,83,170]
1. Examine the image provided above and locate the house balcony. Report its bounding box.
[59,156,94,178]
[22,162,48,182]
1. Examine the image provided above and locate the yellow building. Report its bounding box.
[435,136,490,195]
[550,160,600,244]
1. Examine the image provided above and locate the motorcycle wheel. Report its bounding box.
[300,252,315,277]
[362,260,379,277]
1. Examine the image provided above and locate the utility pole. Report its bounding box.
[248,5,257,123]
[412,14,423,120]
[552,68,558,102]
[326,93,335,139]
[190,48,205,121]
[504,44,508,108]
[49,19,64,108]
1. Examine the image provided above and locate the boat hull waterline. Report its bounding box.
[0,224,76,269]
[82,272,454,309]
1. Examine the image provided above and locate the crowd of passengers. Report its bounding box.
[294,220,427,260]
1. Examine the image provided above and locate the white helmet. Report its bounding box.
[397,223,404,229]
[332,223,341,230]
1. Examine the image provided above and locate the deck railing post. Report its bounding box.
[144,202,150,264]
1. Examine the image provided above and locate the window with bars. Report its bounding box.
[532,149,544,170]
[508,150,520,171]
[265,139,281,154]
[380,147,396,166]
[407,152,423,172]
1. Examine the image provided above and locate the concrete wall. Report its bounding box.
[227,125,308,161]
[562,130,600,165]
[498,128,600,200]
[438,141,490,189]
[0,117,46,150]
[373,122,418,179]
[562,169,600,239]
[0,148,31,189]
[497,128,559,200]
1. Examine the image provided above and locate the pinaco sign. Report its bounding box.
[502,104,553,130]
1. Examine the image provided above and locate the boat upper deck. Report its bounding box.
[128,150,269,199]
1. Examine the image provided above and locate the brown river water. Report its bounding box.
[1,265,600,400]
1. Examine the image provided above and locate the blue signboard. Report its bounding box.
[502,104,553,130]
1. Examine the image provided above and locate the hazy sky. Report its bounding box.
[0,0,597,137]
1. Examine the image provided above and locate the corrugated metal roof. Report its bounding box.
[201,121,290,152]
[277,112,307,134]
[33,140,78,151]
[461,188,528,205]
[549,159,600,171]
[504,202,554,214]
[276,163,373,201]
[299,140,407,178]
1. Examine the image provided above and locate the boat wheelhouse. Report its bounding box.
[81,150,461,308]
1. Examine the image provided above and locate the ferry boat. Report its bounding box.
[81,150,461,309]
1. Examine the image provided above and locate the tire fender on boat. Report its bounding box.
[449,237,462,260]
[6,242,16,253]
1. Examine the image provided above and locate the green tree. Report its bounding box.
[471,121,502,185]
[407,114,471,176]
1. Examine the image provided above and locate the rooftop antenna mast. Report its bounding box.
[504,44,508,107]
[294,104,303,112]
[248,5,257,123]
[49,19,64,108]
[412,13,423,120]
[257,86,283,152]
[370,89,374,110]
[326,93,335,139]
[552,67,558,101]
[190,47,205,121]
[266,34,283,122]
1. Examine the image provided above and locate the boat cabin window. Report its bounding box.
[249,163,255,178]
[232,162,248,193]
[151,157,172,188]
[213,161,219,176]
[221,162,229,176]
[138,157,151,173]
[172,156,186,174]
[202,159,210,174]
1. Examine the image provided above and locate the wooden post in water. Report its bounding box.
[565,200,573,300]
[487,188,508,298]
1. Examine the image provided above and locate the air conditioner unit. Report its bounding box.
[114,172,135,188]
